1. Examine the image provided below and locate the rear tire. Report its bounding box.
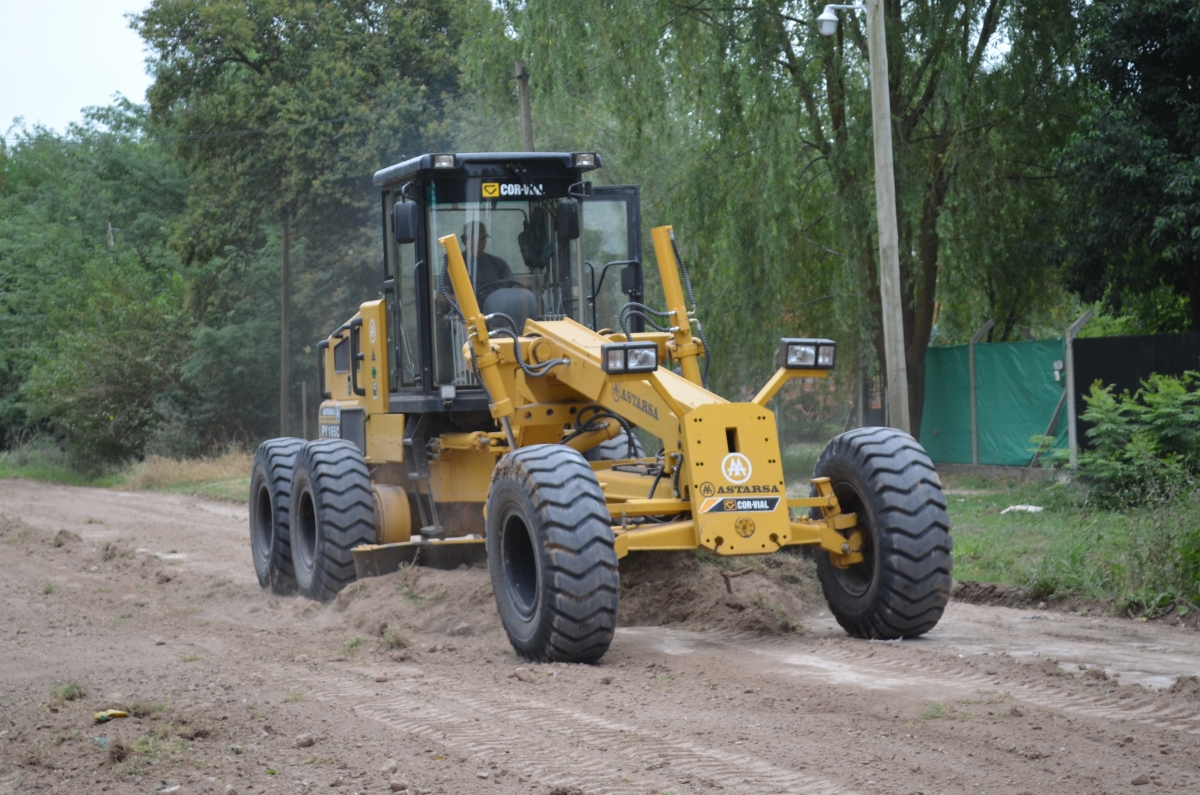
[249,438,305,594]
[486,444,619,663]
[811,427,952,639]
[289,439,376,603]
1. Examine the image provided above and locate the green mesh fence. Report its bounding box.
[919,339,1068,466]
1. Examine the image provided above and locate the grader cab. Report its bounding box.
[249,152,953,663]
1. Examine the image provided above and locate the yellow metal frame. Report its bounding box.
[427,228,864,568]
[316,224,864,572]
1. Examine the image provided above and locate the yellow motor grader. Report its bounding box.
[249,152,952,663]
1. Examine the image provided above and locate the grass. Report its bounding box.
[944,471,1200,612]
[342,636,364,655]
[42,583,54,595]
[919,702,952,719]
[178,653,201,663]
[0,438,252,503]
[781,442,827,490]
[120,450,252,502]
[0,441,123,487]
[49,682,86,703]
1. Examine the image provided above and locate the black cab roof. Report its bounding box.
[372,152,602,187]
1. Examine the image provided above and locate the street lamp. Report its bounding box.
[815,1,911,434]
[815,5,852,37]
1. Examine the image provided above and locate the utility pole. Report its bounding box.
[280,218,291,437]
[864,0,910,434]
[515,61,535,152]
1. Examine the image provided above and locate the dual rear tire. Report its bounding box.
[250,438,376,603]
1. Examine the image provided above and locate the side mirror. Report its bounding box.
[557,199,580,241]
[393,201,419,245]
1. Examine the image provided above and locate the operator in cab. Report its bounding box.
[461,221,514,303]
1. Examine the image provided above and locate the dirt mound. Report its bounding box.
[1167,674,1200,700]
[317,548,823,643]
[952,579,1030,608]
[327,563,501,641]
[618,549,820,634]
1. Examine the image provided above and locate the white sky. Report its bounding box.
[1,0,153,138]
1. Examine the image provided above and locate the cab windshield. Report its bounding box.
[430,199,580,385]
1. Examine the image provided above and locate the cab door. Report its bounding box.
[580,185,643,332]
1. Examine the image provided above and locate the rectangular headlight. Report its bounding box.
[779,338,837,370]
[601,342,658,374]
[432,154,455,168]
[787,344,816,367]
[574,152,597,167]
[626,346,657,372]
[605,347,626,372]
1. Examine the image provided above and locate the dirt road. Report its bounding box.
[2,478,1199,795]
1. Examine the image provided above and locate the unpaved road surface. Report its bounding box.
[2,478,1199,795]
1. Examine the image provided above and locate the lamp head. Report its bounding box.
[817,6,839,36]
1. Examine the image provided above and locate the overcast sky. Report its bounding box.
[1,1,153,139]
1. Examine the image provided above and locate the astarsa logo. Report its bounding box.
[721,452,752,484]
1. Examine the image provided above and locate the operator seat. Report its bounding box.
[483,287,538,335]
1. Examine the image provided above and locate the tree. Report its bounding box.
[0,103,189,460]
[134,0,468,434]
[1059,0,1200,332]
[461,0,1080,435]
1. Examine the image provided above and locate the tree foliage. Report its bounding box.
[1059,0,1200,332]
[459,0,1080,434]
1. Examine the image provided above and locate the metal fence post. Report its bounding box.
[969,319,994,465]
[1064,309,1094,467]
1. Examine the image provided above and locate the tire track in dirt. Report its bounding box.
[811,645,1200,734]
[620,626,1200,734]
[294,668,856,795]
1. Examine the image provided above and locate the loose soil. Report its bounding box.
[2,478,1200,795]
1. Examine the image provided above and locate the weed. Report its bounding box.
[343,636,364,655]
[288,689,305,703]
[42,583,54,595]
[919,702,951,719]
[382,626,407,651]
[178,653,201,663]
[266,769,278,776]
[49,682,86,703]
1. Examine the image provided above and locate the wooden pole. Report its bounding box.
[280,218,290,437]
[864,0,910,434]
[969,318,995,465]
[515,61,535,152]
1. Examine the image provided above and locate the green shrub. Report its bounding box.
[1077,371,1199,506]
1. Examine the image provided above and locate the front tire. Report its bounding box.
[812,427,952,639]
[249,438,305,594]
[289,440,376,603]
[486,445,619,663]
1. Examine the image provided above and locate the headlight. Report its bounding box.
[779,338,836,370]
[787,344,816,367]
[574,152,597,167]
[605,347,626,372]
[601,342,658,374]
[432,154,455,168]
